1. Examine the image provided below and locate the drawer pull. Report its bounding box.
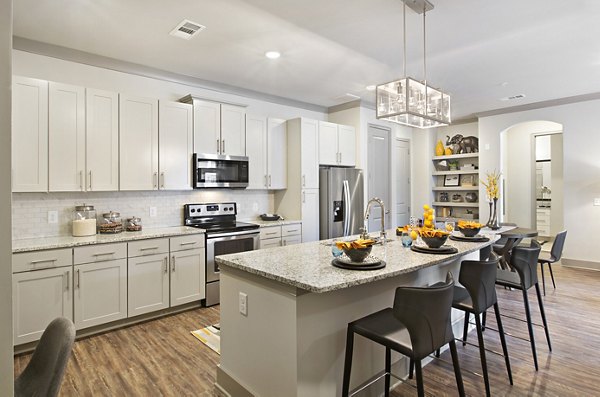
[286,229,299,233]
[179,241,197,246]
[265,232,278,236]
[30,258,58,264]
[92,252,116,256]
[139,247,159,251]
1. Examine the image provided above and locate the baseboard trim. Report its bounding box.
[216,365,256,397]
[561,258,600,271]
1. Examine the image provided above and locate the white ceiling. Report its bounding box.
[12,0,600,119]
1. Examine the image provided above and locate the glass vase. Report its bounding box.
[488,198,500,230]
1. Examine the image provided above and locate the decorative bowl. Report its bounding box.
[457,226,480,237]
[342,246,372,262]
[421,235,449,249]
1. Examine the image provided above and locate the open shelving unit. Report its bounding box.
[432,152,480,222]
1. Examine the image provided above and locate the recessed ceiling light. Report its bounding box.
[366,85,376,91]
[265,51,281,59]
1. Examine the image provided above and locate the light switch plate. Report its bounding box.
[594,198,600,206]
[239,292,248,316]
[149,207,157,217]
[47,211,58,224]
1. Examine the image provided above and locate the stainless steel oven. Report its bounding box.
[193,153,249,188]
[206,229,259,306]
[184,202,260,306]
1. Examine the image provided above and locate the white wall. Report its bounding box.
[11,50,328,238]
[479,100,600,267]
[550,134,564,235]
[0,0,13,394]
[502,121,561,228]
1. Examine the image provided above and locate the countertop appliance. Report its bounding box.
[319,167,364,239]
[184,202,259,306]
[193,153,249,189]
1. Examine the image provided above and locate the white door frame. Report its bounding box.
[394,137,411,227]
[366,124,392,232]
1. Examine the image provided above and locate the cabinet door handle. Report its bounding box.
[287,229,299,233]
[153,172,158,188]
[92,252,116,256]
[76,269,80,289]
[340,152,342,164]
[160,172,165,189]
[79,170,84,191]
[164,257,168,273]
[264,175,268,187]
[88,170,92,190]
[268,175,272,187]
[282,240,287,246]
[222,139,225,153]
[302,191,306,203]
[139,247,158,251]
[30,258,57,264]
[179,241,197,246]
[302,175,306,187]
[64,271,69,291]
[171,256,176,272]
[217,138,220,154]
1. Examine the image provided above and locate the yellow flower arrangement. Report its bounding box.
[481,170,501,200]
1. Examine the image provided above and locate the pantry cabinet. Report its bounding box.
[159,101,193,190]
[86,89,119,191]
[246,115,287,189]
[119,95,159,190]
[12,76,48,192]
[318,121,356,167]
[73,243,128,330]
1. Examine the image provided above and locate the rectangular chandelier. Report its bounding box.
[376,77,451,129]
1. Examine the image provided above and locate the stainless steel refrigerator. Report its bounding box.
[319,167,364,239]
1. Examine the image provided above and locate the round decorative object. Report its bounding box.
[342,246,372,262]
[451,194,463,202]
[457,226,481,237]
[465,193,478,203]
[421,234,449,248]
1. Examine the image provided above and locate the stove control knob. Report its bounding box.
[229,207,234,211]
[190,209,196,213]
[223,207,229,212]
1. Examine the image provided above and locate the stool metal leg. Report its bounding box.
[548,263,556,289]
[409,358,414,379]
[474,315,491,397]
[494,303,513,385]
[384,347,391,397]
[414,359,425,397]
[535,283,552,351]
[462,313,469,346]
[522,289,539,371]
[449,340,466,397]
[540,262,547,295]
[482,310,487,331]
[342,327,354,397]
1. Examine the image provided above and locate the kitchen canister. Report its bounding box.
[98,211,123,234]
[126,216,142,232]
[72,204,97,237]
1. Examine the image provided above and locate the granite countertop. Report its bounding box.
[12,226,205,253]
[216,229,498,293]
[247,219,302,227]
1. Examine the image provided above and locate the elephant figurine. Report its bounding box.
[446,134,479,154]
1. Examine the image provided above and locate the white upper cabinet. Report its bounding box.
[12,76,48,192]
[267,118,287,189]
[86,89,119,191]
[318,121,356,167]
[300,118,319,189]
[221,104,246,156]
[48,83,86,192]
[246,115,268,189]
[187,97,246,156]
[119,95,159,190]
[159,101,193,190]
[192,99,220,155]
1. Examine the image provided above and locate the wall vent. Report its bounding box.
[500,94,526,101]
[169,19,205,40]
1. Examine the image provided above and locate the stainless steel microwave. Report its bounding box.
[193,153,249,188]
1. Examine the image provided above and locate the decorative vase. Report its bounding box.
[487,198,500,230]
[435,140,445,156]
[444,147,453,155]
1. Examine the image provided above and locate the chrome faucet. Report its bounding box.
[364,197,386,240]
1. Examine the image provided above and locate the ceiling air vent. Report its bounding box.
[169,19,205,40]
[500,94,526,101]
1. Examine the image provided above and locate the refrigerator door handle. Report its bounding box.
[342,179,351,236]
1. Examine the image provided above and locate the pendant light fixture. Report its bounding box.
[376,0,451,128]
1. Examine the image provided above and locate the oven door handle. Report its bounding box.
[207,229,261,239]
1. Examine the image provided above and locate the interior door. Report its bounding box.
[367,125,390,232]
[395,139,411,226]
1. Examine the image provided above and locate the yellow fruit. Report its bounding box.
[445,223,454,231]
[424,220,432,227]
[410,230,418,240]
[423,204,430,210]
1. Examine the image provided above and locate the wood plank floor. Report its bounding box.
[14,264,600,396]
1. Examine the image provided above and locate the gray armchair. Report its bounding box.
[14,317,75,397]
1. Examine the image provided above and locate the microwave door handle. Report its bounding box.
[343,179,351,236]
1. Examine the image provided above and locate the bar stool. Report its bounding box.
[453,254,513,396]
[495,240,551,371]
[538,230,567,295]
[341,273,464,397]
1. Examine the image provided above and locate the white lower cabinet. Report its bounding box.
[170,248,205,307]
[301,189,319,243]
[13,266,73,345]
[259,224,302,248]
[260,238,282,249]
[128,252,170,317]
[73,259,127,330]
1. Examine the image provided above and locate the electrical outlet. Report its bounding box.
[594,198,600,206]
[47,211,58,224]
[252,202,259,212]
[239,292,248,316]
[149,207,157,218]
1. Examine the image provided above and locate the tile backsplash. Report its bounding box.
[12,190,273,239]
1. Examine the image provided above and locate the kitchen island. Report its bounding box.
[215,231,495,397]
